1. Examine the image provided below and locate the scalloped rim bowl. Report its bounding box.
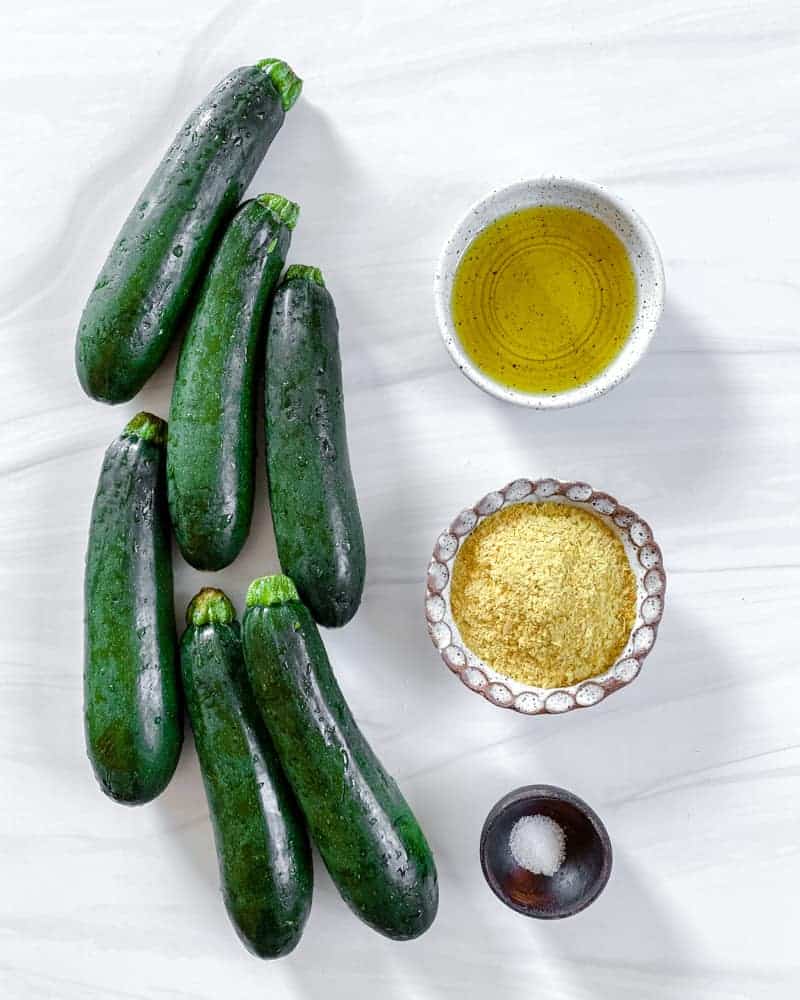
[433,177,665,409]
[425,478,666,716]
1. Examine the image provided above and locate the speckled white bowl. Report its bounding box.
[434,178,665,409]
[425,478,666,715]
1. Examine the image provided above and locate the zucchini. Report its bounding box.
[242,575,438,940]
[180,588,312,958]
[76,60,302,404]
[167,195,299,570]
[265,267,365,627]
[84,412,181,804]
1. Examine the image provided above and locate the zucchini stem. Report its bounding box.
[256,193,300,231]
[187,588,237,627]
[247,575,299,608]
[257,59,303,112]
[123,411,166,445]
[284,264,325,287]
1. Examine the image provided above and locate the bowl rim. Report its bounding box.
[479,784,613,919]
[425,477,666,716]
[433,176,665,409]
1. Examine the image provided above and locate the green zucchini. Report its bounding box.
[180,588,312,958]
[242,575,438,940]
[167,195,299,570]
[76,60,302,404]
[84,412,181,804]
[265,267,365,627]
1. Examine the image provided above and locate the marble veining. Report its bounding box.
[1,1,798,998]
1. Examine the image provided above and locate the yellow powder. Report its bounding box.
[450,503,636,689]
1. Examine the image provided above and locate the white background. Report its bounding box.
[2,2,798,997]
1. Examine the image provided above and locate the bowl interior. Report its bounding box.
[480,785,612,919]
[426,478,666,715]
[434,177,665,408]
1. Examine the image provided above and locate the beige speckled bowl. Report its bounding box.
[433,178,665,409]
[425,478,666,715]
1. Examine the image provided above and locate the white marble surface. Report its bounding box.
[2,2,798,997]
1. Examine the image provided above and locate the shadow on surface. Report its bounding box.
[152,727,217,888]
[487,297,743,497]
[519,600,748,997]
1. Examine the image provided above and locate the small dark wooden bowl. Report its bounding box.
[480,785,612,919]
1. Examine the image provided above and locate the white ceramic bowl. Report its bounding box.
[433,178,665,409]
[425,478,666,715]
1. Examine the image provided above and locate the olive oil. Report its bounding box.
[451,206,637,394]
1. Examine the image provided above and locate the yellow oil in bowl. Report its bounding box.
[451,206,637,395]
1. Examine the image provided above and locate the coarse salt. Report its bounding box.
[509,814,566,876]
